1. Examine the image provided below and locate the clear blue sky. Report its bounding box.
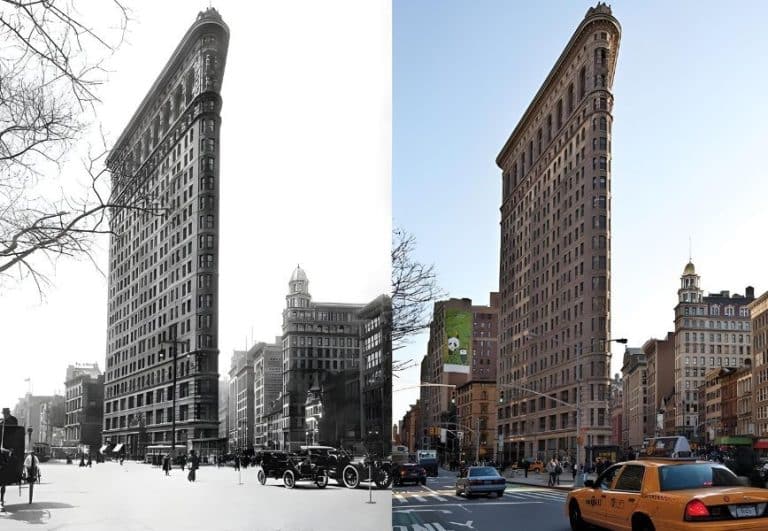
[393,0,768,425]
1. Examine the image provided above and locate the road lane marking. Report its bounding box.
[423,484,448,502]
[392,501,545,510]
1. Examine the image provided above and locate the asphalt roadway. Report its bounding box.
[0,459,389,531]
[392,468,572,531]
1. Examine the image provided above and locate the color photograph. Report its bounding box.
[392,1,768,530]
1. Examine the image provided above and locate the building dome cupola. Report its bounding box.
[679,260,702,303]
[287,264,311,308]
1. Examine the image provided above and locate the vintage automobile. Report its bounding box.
[455,466,506,498]
[254,450,329,489]
[565,437,768,531]
[297,446,348,484]
[341,454,393,489]
[393,463,427,487]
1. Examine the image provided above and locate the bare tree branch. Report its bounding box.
[0,1,141,296]
[391,226,446,371]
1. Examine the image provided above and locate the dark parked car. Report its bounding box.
[393,463,427,486]
[455,466,506,498]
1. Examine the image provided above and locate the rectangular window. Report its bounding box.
[199,215,214,229]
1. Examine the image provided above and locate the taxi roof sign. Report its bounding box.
[639,436,693,459]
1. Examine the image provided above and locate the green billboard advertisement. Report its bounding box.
[444,308,471,366]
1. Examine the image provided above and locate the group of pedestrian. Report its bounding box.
[546,456,564,487]
[160,450,199,482]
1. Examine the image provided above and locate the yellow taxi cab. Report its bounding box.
[565,436,768,531]
[528,460,545,473]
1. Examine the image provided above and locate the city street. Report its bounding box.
[0,460,390,531]
[392,469,570,531]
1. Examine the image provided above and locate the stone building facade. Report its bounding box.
[620,348,647,449]
[228,348,254,451]
[358,295,392,456]
[102,9,229,456]
[496,3,621,462]
[750,291,768,437]
[672,260,754,437]
[643,333,675,437]
[455,381,498,462]
[253,340,282,448]
[280,266,364,450]
[64,364,104,452]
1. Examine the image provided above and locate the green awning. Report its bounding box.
[715,436,753,445]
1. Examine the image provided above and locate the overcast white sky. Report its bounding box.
[0,0,391,408]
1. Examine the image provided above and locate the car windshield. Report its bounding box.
[469,467,499,477]
[659,464,742,491]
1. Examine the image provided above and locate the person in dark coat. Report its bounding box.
[0,408,18,426]
[187,450,200,482]
[234,453,241,471]
[87,454,92,467]
[523,459,530,478]
[162,454,171,476]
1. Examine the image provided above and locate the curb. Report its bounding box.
[506,479,574,492]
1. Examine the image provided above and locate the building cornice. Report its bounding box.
[496,5,621,169]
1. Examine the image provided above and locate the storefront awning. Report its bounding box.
[99,444,110,454]
[113,443,124,453]
[755,440,768,449]
[716,436,753,446]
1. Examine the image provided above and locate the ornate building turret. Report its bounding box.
[286,265,311,309]
[678,261,702,304]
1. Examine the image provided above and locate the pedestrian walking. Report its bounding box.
[547,456,558,487]
[87,454,92,468]
[555,458,563,485]
[523,459,529,478]
[187,450,200,482]
[571,461,576,480]
[234,454,241,471]
[162,454,171,476]
[180,454,186,471]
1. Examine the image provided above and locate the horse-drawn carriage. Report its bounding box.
[254,450,329,489]
[0,425,40,511]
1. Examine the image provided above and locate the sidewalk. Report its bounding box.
[502,468,597,491]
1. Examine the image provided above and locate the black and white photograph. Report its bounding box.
[0,1,391,529]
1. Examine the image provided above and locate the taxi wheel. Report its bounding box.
[568,501,587,531]
[631,515,655,531]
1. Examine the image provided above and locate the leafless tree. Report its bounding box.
[0,1,161,295]
[391,226,445,373]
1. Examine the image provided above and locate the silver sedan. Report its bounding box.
[455,466,506,498]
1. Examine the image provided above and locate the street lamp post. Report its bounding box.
[160,327,189,457]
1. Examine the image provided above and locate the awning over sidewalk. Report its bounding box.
[113,443,124,453]
[755,439,768,449]
[99,444,110,454]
